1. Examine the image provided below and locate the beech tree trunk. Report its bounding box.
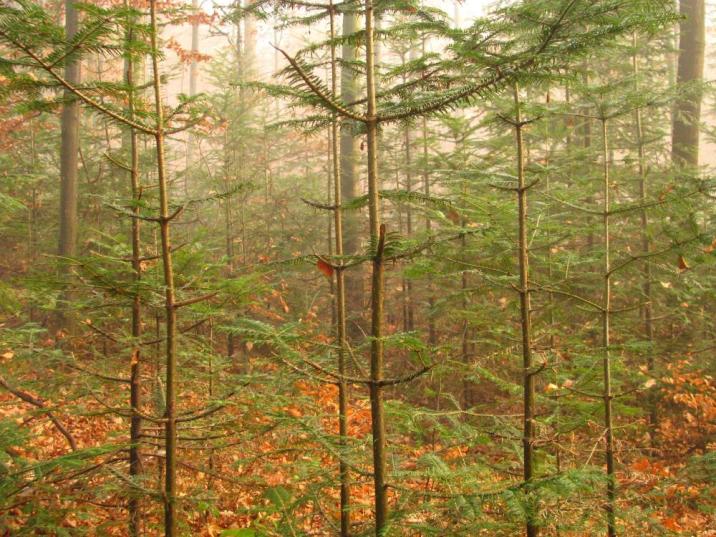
[672,0,705,167]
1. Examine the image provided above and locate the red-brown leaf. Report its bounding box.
[317,259,334,278]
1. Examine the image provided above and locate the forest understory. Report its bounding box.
[0,0,715,536]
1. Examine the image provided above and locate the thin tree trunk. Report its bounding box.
[185,0,199,195]
[125,7,143,534]
[632,35,657,448]
[420,34,436,346]
[340,3,362,335]
[327,125,336,327]
[148,2,179,535]
[672,0,705,167]
[601,117,617,537]
[460,181,470,407]
[223,127,236,361]
[513,85,538,537]
[364,1,388,533]
[243,0,256,79]
[403,124,414,332]
[225,13,242,362]
[422,115,436,346]
[329,3,351,533]
[58,0,80,322]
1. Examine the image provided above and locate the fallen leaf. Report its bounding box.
[678,255,690,271]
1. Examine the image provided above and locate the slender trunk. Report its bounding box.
[58,0,80,321]
[205,319,215,516]
[327,126,336,327]
[364,1,387,533]
[125,8,143,534]
[243,0,256,80]
[329,4,350,533]
[421,40,436,346]
[513,85,538,537]
[149,3,179,535]
[396,155,407,330]
[601,118,616,537]
[185,0,199,195]
[403,124,414,332]
[545,92,560,536]
[225,15,242,361]
[340,3,362,334]
[632,36,656,448]
[223,127,236,361]
[672,0,705,167]
[189,0,198,97]
[460,227,470,407]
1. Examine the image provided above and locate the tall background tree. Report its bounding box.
[672,0,705,166]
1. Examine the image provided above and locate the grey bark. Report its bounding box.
[672,0,705,166]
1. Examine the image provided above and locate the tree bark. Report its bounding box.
[514,85,538,537]
[329,3,351,534]
[601,118,617,537]
[633,35,657,448]
[243,0,257,80]
[422,115,436,346]
[148,2,179,535]
[672,0,705,167]
[58,0,80,322]
[124,7,143,534]
[403,124,414,332]
[340,3,363,337]
[364,1,388,533]
[185,0,199,195]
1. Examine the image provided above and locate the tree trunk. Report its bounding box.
[422,115,436,346]
[601,118,617,537]
[672,0,705,167]
[243,0,256,80]
[364,1,388,533]
[329,3,351,534]
[403,124,414,332]
[340,3,363,337]
[185,0,199,195]
[124,8,143,534]
[514,85,538,537]
[149,2,180,535]
[58,0,80,321]
[633,35,657,448]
